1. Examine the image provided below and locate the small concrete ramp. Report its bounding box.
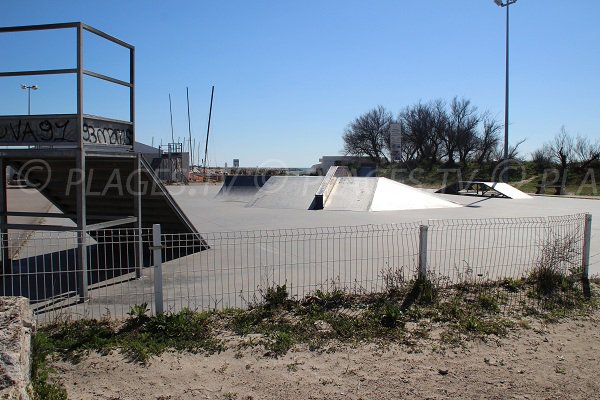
[325,177,460,211]
[488,182,532,199]
[216,175,271,202]
[436,181,531,199]
[247,176,324,210]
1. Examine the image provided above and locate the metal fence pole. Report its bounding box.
[134,155,143,279]
[418,225,428,280]
[152,224,164,315]
[582,213,592,280]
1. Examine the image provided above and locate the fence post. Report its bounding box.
[418,225,428,280]
[152,223,164,315]
[582,214,592,280]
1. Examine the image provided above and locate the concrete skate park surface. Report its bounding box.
[166,183,600,276]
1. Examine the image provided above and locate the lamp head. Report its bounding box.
[20,84,27,90]
[31,85,38,90]
[494,0,504,6]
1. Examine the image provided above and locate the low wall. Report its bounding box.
[0,297,34,400]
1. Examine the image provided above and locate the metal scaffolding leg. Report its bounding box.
[76,152,88,301]
[0,159,9,274]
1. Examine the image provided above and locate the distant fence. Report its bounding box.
[0,213,592,323]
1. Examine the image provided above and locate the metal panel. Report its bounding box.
[82,117,133,147]
[0,115,78,145]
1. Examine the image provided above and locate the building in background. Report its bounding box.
[310,155,377,177]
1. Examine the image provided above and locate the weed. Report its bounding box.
[502,278,525,293]
[267,331,294,357]
[528,265,573,298]
[38,308,222,365]
[378,303,402,328]
[29,332,68,400]
[311,288,351,310]
[32,271,596,382]
[477,294,500,313]
[460,315,510,336]
[127,302,150,320]
[411,277,438,305]
[529,229,581,299]
[263,284,289,309]
[380,266,408,294]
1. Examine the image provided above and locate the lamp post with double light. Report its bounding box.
[20,84,38,115]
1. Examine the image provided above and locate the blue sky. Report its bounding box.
[1,1,599,167]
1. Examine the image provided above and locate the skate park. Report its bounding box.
[0,22,598,321]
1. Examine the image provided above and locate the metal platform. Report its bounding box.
[0,22,206,302]
[436,181,532,199]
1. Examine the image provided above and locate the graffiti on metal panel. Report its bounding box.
[82,122,133,146]
[0,118,76,143]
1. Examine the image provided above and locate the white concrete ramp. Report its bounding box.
[247,176,460,212]
[247,176,324,210]
[370,178,462,211]
[325,177,378,211]
[484,182,532,199]
[325,177,460,212]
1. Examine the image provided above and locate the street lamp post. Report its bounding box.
[20,84,38,115]
[494,0,517,182]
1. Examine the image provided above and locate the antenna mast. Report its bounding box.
[168,93,175,143]
[203,85,215,179]
[186,87,194,167]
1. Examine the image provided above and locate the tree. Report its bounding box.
[573,135,600,169]
[531,145,553,173]
[342,98,503,169]
[475,112,502,165]
[447,97,480,165]
[548,126,574,177]
[398,101,444,168]
[492,138,526,161]
[342,106,393,164]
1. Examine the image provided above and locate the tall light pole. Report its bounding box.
[494,0,517,182]
[20,84,39,115]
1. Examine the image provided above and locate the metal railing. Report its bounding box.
[0,213,592,323]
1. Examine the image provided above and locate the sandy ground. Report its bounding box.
[50,310,600,400]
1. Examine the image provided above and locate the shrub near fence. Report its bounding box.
[0,213,591,323]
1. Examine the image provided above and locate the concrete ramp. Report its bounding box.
[8,154,207,264]
[246,175,460,212]
[325,177,378,211]
[325,177,460,211]
[247,176,324,210]
[216,175,271,202]
[370,178,462,211]
[436,181,531,199]
[487,182,532,199]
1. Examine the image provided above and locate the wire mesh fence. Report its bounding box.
[0,213,591,323]
[0,228,155,323]
[160,223,421,312]
[426,214,588,312]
